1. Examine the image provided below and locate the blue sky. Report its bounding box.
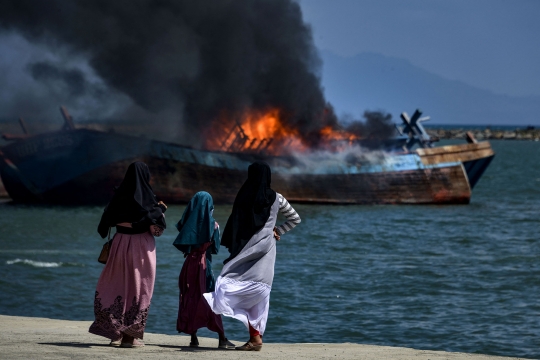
[299,0,540,98]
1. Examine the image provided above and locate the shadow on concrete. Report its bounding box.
[39,342,109,348]
[156,344,234,352]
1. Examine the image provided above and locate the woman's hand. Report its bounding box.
[150,225,164,237]
[273,227,280,241]
[158,200,167,210]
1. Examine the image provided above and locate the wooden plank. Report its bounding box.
[418,149,495,165]
[416,141,491,156]
[18,118,29,134]
[465,131,478,144]
[416,141,494,165]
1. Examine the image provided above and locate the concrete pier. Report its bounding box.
[0,315,525,360]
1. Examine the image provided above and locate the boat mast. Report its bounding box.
[396,109,434,150]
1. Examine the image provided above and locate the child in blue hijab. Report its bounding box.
[173,191,234,349]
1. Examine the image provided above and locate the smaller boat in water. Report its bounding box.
[0,108,494,205]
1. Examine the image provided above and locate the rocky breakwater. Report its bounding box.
[427,127,540,141]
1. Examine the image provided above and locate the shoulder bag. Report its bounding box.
[98,227,113,264]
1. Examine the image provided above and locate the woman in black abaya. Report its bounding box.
[204,161,301,351]
[89,162,167,348]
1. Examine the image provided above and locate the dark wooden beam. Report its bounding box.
[59,106,75,130]
[18,117,29,134]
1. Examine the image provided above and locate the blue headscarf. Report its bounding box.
[173,191,220,292]
[174,191,220,254]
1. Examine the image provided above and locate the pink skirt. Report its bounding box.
[89,231,156,340]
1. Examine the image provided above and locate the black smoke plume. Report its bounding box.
[346,111,394,139]
[28,61,100,99]
[0,0,393,148]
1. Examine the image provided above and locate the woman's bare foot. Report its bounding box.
[119,334,144,348]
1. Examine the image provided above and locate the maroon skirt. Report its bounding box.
[177,242,224,335]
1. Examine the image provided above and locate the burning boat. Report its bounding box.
[0,107,494,205]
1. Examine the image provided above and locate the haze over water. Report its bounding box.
[0,140,538,359]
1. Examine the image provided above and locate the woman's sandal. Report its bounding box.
[235,341,262,351]
[120,339,144,348]
[189,335,199,348]
[109,339,122,347]
[218,338,236,349]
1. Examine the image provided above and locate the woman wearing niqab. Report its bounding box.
[204,161,301,351]
[89,162,167,348]
[173,191,234,349]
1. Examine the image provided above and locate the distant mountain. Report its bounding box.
[319,50,540,126]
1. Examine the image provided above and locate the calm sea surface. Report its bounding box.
[0,140,539,358]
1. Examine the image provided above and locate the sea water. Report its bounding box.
[0,140,539,358]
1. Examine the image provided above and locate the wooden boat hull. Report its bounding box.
[416,142,495,188]
[0,128,489,205]
[151,157,471,205]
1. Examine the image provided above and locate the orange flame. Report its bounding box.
[204,109,359,155]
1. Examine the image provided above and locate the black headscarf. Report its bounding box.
[221,161,277,263]
[97,162,166,238]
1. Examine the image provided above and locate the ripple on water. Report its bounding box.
[0,141,539,358]
[5,258,83,267]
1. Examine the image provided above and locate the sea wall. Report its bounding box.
[426,128,540,141]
